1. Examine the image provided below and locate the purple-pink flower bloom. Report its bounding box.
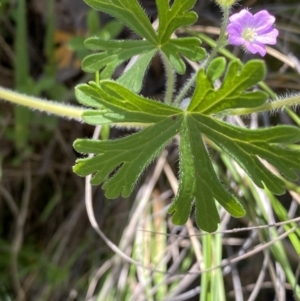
[227,9,279,56]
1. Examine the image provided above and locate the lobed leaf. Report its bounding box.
[74,58,300,232]
[84,38,154,52]
[74,115,182,198]
[207,57,226,82]
[156,0,198,43]
[188,60,268,114]
[117,50,157,93]
[192,113,300,194]
[76,81,182,124]
[82,39,155,78]
[82,0,206,79]
[161,37,206,74]
[84,0,158,44]
[168,115,245,232]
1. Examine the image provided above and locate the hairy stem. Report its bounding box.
[203,6,230,68]
[173,71,197,107]
[0,86,151,128]
[0,86,85,121]
[226,94,300,116]
[160,52,175,104]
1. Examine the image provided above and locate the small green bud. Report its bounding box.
[215,0,236,7]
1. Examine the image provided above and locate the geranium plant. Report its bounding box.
[1,0,300,233]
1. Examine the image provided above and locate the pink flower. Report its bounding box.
[227,9,279,56]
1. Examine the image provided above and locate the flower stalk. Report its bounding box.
[203,5,230,68]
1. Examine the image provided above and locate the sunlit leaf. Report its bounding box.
[161,37,206,74]
[82,0,206,78]
[76,81,182,124]
[84,0,157,44]
[188,60,268,114]
[117,49,157,93]
[74,60,300,232]
[207,57,226,82]
[82,39,155,78]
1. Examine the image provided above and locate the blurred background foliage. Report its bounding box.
[0,0,300,300]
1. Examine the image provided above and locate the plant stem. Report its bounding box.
[225,94,300,116]
[0,87,150,128]
[160,52,175,104]
[203,6,230,69]
[0,87,85,121]
[173,6,230,107]
[172,71,197,107]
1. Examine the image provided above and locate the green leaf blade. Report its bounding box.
[81,110,164,125]
[168,117,196,226]
[82,39,155,77]
[84,38,153,52]
[207,57,226,82]
[73,115,183,198]
[189,60,268,114]
[117,49,157,93]
[161,38,206,74]
[76,82,182,125]
[84,0,158,44]
[192,113,300,195]
[156,0,197,43]
[169,115,245,232]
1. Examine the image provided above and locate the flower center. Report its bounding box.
[242,28,257,42]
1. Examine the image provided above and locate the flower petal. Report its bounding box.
[227,9,278,55]
[244,41,266,56]
[253,10,275,33]
[228,35,244,46]
[229,9,253,27]
[227,23,243,35]
[255,28,279,45]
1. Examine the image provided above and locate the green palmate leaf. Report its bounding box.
[155,0,205,73]
[82,0,206,79]
[74,60,300,232]
[188,60,268,114]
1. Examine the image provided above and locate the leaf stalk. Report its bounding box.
[226,94,300,116]
[0,86,86,121]
[160,52,175,104]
